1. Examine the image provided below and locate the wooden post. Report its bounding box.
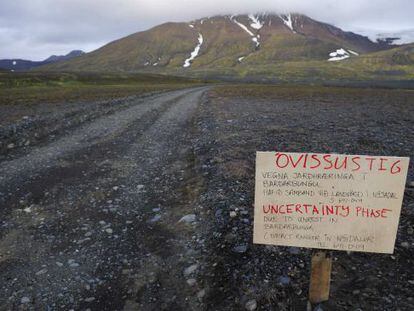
[309,250,332,304]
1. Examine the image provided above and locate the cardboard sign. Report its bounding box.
[253,152,409,253]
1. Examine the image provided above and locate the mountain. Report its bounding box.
[0,50,85,72]
[38,14,414,81]
[0,59,44,72]
[43,50,85,63]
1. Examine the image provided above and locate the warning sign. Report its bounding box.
[253,152,409,253]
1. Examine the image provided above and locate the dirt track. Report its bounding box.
[0,86,414,310]
[0,87,209,310]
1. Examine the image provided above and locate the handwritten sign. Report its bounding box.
[253,152,409,253]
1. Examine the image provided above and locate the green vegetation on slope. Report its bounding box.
[38,14,388,75]
[32,13,414,85]
[182,44,414,83]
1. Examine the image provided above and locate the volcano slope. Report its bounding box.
[0,85,413,310]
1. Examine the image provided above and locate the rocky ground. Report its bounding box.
[0,85,413,310]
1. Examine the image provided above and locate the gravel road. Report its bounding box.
[0,85,413,310]
[0,87,209,310]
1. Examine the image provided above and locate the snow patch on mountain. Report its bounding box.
[248,14,263,30]
[231,17,260,48]
[279,14,295,33]
[358,29,414,45]
[232,18,254,36]
[189,24,194,28]
[12,61,17,66]
[328,48,350,61]
[375,31,414,45]
[183,33,203,68]
[238,56,245,62]
[348,50,359,56]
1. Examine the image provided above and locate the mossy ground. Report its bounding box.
[0,71,206,105]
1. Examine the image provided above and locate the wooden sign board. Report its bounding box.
[253,152,409,254]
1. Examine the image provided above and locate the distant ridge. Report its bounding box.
[43,50,85,63]
[0,50,85,72]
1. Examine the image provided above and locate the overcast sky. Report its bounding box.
[1,0,413,60]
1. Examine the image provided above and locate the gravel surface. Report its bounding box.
[0,85,413,310]
[192,86,414,311]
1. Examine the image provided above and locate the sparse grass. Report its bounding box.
[186,58,414,83]
[210,84,414,101]
[0,71,206,105]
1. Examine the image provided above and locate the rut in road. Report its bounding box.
[0,87,209,310]
[0,88,204,192]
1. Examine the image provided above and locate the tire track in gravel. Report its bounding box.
[94,87,210,310]
[0,87,209,310]
[0,87,205,219]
